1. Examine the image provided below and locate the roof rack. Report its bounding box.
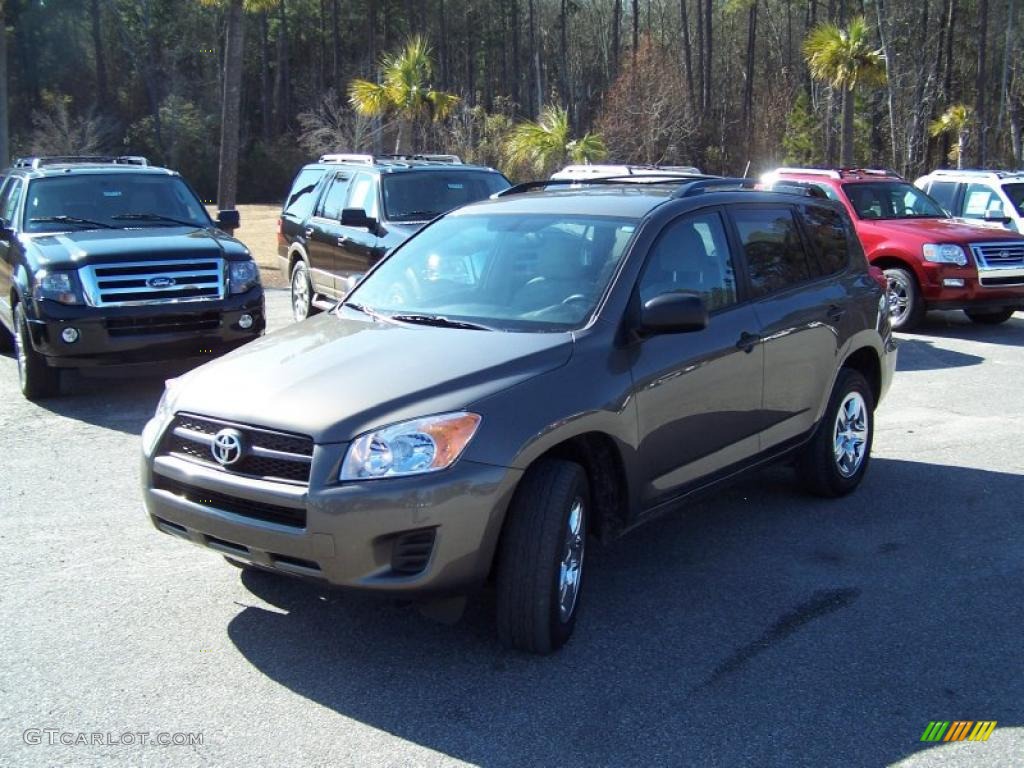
[11,155,149,169]
[551,163,703,180]
[766,182,830,199]
[494,175,714,197]
[318,153,464,166]
[670,178,756,198]
[771,166,903,180]
[928,168,1024,179]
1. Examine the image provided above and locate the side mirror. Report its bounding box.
[217,209,241,230]
[984,209,1012,225]
[639,292,708,335]
[341,208,377,231]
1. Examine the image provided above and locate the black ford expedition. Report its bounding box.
[0,156,265,399]
[278,153,509,321]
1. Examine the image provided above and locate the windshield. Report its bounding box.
[23,174,212,233]
[343,212,637,331]
[381,172,510,222]
[842,181,947,220]
[1002,183,1024,216]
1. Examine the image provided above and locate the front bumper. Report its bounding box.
[25,289,265,367]
[917,262,1024,312]
[141,442,522,598]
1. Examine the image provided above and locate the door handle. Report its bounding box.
[736,331,760,353]
[337,236,349,247]
[827,304,846,323]
[303,226,314,237]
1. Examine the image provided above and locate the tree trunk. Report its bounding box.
[275,0,290,134]
[259,12,272,141]
[612,0,620,73]
[998,0,1015,130]
[742,0,757,157]
[331,0,341,87]
[511,0,520,106]
[559,0,569,104]
[696,0,704,110]
[680,0,694,105]
[529,0,541,115]
[0,2,8,170]
[702,0,712,111]
[841,87,854,167]
[632,0,639,55]
[395,120,412,154]
[439,0,448,87]
[217,0,245,212]
[956,131,965,169]
[976,0,989,165]
[90,0,108,105]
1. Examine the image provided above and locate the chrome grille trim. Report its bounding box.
[969,242,1024,287]
[80,258,225,306]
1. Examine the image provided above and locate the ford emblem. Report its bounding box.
[148,276,176,289]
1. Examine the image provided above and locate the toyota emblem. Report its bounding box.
[211,428,244,466]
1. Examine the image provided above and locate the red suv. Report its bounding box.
[763,168,1024,330]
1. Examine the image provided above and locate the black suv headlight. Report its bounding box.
[34,270,83,305]
[228,260,260,294]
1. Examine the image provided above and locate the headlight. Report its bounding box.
[340,412,482,480]
[141,378,180,454]
[228,261,260,294]
[34,270,82,304]
[922,243,968,266]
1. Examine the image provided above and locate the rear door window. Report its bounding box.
[798,204,851,276]
[731,206,815,297]
[316,173,351,220]
[346,174,379,219]
[962,183,1007,219]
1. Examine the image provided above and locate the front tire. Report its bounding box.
[965,309,1015,325]
[13,303,60,400]
[290,260,319,322]
[496,458,589,654]
[798,368,874,497]
[884,267,925,331]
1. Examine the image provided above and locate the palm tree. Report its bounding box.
[504,106,607,177]
[803,16,887,168]
[348,37,459,154]
[929,104,974,169]
[200,0,276,212]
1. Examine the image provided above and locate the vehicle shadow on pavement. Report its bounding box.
[895,339,984,371]
[226,458,1022,767]
[905,311,1024,347]
[37,371,167,435]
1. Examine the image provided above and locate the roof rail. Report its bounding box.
[319,153,375,165]
[928,168,1024,179]
[766,182,830,199]
[841,167,902,178]
[773,167,842,179]
[494,175,719,197]
[11,155,149,169]
[551,163,703,180]
[670,178,757,198]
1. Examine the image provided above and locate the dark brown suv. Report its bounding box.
[143,176,896,653]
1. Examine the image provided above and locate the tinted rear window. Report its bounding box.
[283,168,326,218]
[799,205,851,275]
[382,172,510,222]
[732,207,815,297]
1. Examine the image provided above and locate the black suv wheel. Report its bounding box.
[496,458,589,654]
[291,260,319,322]
[965,309,1015,325]
[13,303,60,399]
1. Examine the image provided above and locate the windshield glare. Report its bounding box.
[23,174,211,233]
[382,172,510,222]
[842,182,946,220]
[345,212,637,331]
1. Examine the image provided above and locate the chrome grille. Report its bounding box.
[80,258,225,306]
[159,413,314,485]
[972,242,1024,267]
[969,242,1024,287]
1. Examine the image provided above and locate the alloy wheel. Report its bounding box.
[833,392,869,478]
[292,267,310,321]
[558,498,585,622]
[886,273,911,326]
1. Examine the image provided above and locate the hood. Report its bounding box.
[169,310,574,444]
[860,217,1024,244]
[23,226,248,269]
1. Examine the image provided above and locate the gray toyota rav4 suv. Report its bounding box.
[141,177,896,653]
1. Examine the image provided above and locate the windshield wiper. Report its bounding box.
[28,215,115,230]
[389,313,493,331]
[342,301,390,323]
[394,210,440,220]
[112,212,202,227]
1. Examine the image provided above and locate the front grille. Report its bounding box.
[390,529,437,575]
[105,312,221,337]
[153,475,306,528]
[160,413,314,485]
[80,258,225,306]
[980,275,1024,287]
[971,242,1024,267]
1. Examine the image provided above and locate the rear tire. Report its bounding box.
[496,458,589,654]
[290,260,319,322]
[798,368,874,498]
[965,309,1015,325]
[883,267,925,331]
[13,303,60,400]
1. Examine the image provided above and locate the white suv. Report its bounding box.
[915,169,1024,232]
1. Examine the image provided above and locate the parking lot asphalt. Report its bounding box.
[0,290,1021,767]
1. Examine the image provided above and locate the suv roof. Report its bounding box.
[765,167,905,184]
[551,163,703,179]
[304,153,501,175]
[918,168,1024,181]
[6,155,176,178]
